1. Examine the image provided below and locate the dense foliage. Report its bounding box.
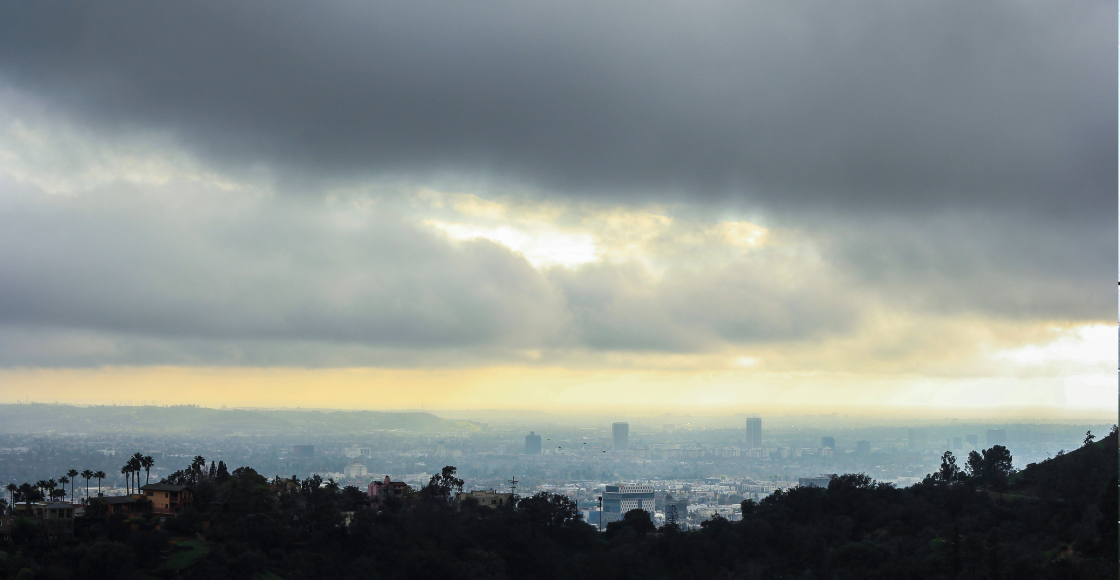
[1,432,1114,579]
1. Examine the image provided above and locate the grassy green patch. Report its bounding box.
[159,539,209,572]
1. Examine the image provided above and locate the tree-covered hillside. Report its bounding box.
[1,431,1114,579]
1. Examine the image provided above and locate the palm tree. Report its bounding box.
[5,483,15,511]
[58,476,69,502]
[35,479,47,501]
[121,466,130,495]
[94,471,106,496]
[130,453,144,490]
[47,478,57,501]
[19,483,37,504]
[81,470,94,500]
[67,469,79,502]
[141,455,154,486]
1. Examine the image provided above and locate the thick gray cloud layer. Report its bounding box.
[0,0,1113,216]
[0,1,1113,367]
[0,177,866,365]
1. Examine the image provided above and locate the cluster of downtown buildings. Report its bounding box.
[0,414,1095,531]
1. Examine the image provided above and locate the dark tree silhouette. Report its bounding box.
[140,455,154,485]
[216,460,231,483]
[927,451,961,484]
[606,508,655,538]
[518,492,583,528]
[424,465,464,504]
[67,469,78,501]
[81,469,94,500]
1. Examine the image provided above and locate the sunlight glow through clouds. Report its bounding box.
[993,324,1117,408]
[418,189,772,271]
[424,220,599,268]
[996,324,1116,366]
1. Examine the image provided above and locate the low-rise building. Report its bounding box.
[798,475,835,489]
[4,502,78,538]
[344,460,369,479]
[140,484,194,514]
[367,475,409,508]
[457,489,515,508]
[91,494,151,515]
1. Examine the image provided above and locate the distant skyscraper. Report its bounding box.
[612,422,629,452]
[855,440,871,454]
[986,429,1006,446]
[965,434,978,448]
[745,418,762,449]
[821,436,835,449]
[953,437,962,450]
[525,431,542,454]
[907,428,926,450]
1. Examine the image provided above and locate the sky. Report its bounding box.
[0,1,1115,416]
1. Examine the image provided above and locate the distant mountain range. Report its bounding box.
[0,403,485,435]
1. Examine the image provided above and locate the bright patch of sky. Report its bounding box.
[424,220,598,268]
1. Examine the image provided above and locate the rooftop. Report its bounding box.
[140,484,191,492]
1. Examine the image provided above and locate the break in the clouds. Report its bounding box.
[0,1,1113,409]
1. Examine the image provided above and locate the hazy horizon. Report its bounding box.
[0,400,1112,428]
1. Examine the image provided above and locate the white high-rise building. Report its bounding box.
[601,484,655,525]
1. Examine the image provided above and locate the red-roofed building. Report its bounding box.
[367,476,409,508]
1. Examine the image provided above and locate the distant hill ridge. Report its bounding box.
[0,403,483,434]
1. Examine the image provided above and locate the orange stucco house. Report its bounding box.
[140,484,193,514]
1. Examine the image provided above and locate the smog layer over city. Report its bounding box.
[0,2,1114,579]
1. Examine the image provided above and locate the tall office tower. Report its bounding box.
[612,422,629,451]
[965,434,978,448]
[821,436,835,449]
[953,437,962,450]
[525,431,542,454]
[745,418,762,449]
[907,428,926,449]
[855,440,871,454]
[986,429,1006,446]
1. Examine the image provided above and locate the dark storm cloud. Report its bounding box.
[0,1,1112,367]
[817,210,1116,321]
[0,0,1112,216]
